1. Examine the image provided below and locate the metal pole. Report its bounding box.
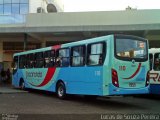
[24,33,28,51]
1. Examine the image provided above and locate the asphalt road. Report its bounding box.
[0,89,160,120]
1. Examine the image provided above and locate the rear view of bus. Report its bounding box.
[107,35,149,95]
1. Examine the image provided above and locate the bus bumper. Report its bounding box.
[108,84,149,95]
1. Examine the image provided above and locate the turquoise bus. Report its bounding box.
[12,34,150,99]
[149,48,160,94]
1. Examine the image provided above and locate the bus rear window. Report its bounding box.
[115,38,147,61]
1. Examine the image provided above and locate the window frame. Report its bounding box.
[56,48,70,67]
[0,0,29,14]
[26,53,35,68]
[71,45,86,67]
[4,3,11,14]
[114,35,148,62]
[35,52,44,68]
[12,3,20,14]
[44,50,55,68]
[87,42,106,66]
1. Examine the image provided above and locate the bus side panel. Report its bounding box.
[102,65,111,96]
[56,67,103,96]
[22,66,104,96]
[23,68,60,91]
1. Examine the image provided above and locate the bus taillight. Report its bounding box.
[112,69,119,87]
[145,71,150,86]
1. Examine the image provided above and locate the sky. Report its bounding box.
[62,0,160,12]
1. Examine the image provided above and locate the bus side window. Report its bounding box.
[87,42,105,66]
[71,45,85,66]
[153,53,160,71]
[56,48,70,67]
[44,50,55,68]
[26,54,31,68]
[35,52,44,68]
[19,55,26,69]
[28,53,35,68]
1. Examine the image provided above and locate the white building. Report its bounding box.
[29,0,64,13]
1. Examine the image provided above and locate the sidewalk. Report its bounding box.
[0,84,27,94]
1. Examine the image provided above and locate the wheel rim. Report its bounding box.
[58,85,64,97]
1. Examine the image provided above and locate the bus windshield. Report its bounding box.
[115,38,147,61]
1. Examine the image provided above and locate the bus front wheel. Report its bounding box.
[56,82,66,99]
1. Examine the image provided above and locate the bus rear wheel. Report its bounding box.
[56,82,66,99]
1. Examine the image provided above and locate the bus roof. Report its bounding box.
[13,34,147,57]
[13,35,113,57]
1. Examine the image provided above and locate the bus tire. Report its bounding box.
[19,79,25,90]
[56,82,66,99]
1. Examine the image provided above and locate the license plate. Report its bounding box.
[129,82,136,87]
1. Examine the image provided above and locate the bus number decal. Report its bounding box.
[119,66,126,71]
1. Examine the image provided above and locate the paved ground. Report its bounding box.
[0,86,160,120]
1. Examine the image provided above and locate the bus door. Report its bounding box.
[114,36,149,89]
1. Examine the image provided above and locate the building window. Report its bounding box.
[4,0,11,4]
[4,4,11,14]
[20,3,28,14]
[0,5,3,14]
[12,0,20,3]
[0,0,29,14]
[0,0,3,4]
[12,4,19,14]
[20,0,29,3]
